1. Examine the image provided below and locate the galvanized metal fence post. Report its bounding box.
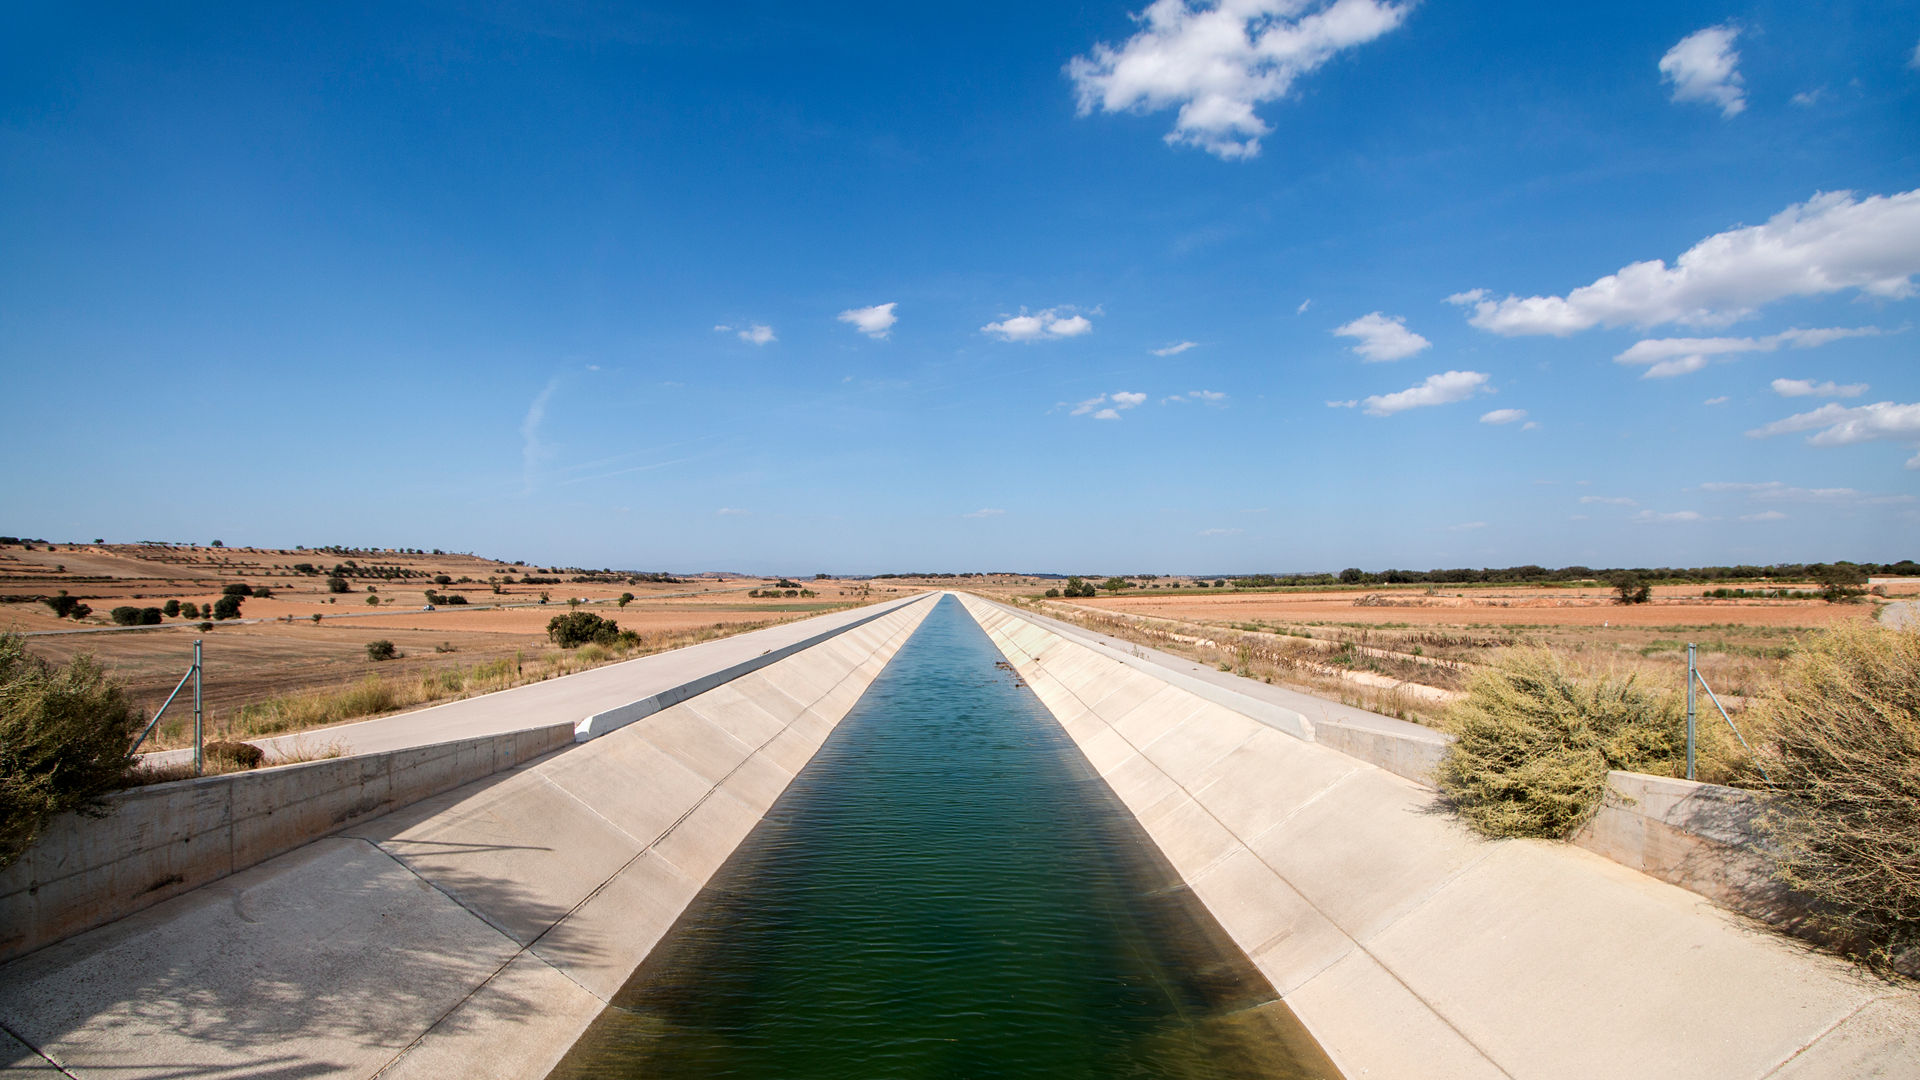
[193,639,203,777]
[1686,642,1697,781]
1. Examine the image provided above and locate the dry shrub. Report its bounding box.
[1436,648,1693,838]
[1753,621,1920,970]
[0,634,143,867]
[203,740,265,770]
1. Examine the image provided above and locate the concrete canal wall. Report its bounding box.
[959,593,1920,1080]
[0,595,937,1079]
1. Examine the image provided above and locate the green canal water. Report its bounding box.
[547,596,1339,1079]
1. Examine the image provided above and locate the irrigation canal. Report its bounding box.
[547,595,1339,1079]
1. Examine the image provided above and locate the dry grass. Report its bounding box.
[1751,621,1920,971]
[140,620,781,747]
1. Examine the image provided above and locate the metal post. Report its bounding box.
[193,639,203,777]
[1685,642,1697,782]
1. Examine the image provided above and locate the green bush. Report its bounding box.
[1754,621,1920,969]
[162,600,181,618]
[180,601,200,619]
[1436,648,1687,838]
[547,611,621,648]
[212,594,243,620]
[366,639,397,661]
[109,606,142,626]
[326,575,350,593]
[138,607,162,625]
[222,583,253,597]
[1612,573,1652,604]
[43,592,82,618]
[0,634,142,867]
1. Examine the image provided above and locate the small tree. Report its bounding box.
[109,606,143,626]
[366,639,397,661]
[43,592,82,619]
[212,594,243,620]
[0,635,142,867]
[310,613,322,624]
[548,611,620,648]
[1612,573,1651,605]
[1811,563,1868,603]
[326,575,350,594]
[138,607,163,626]
[366,594,380,606]
[1044,588,1061,598]
[434,575,452,586]
[618,593,634,607]
[162,600,181,618]
[180,601,200,619]
[222,583,253,597]
[1100,577,1135,592]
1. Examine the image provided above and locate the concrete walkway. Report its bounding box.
[143,593,926,765]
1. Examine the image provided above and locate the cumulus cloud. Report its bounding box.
[1067,0,1413,159]
[737,324,776,345]
[964,508,1006,518]
[1333,311,1431,361]
[1659,24,1746,117]
[1612,326,1881,378]
[1071,391,1148,420]
[1153,341,1198,356]
[837,302,898,339]
[1772,377,1869,398]
[983,307,1094,342]
[1359,370,1489,416]
[1189,389,1227,402]
[1451,189,1920,335]
[1747,400,1920,468]
[1791,88,1826,107]
[1479,408,1528,425]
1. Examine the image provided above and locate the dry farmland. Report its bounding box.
[1,541,904,748]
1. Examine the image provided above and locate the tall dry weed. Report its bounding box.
[1752,621,1920,971]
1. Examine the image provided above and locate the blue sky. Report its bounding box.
[4,1,1917,574]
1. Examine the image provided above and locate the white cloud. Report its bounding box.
[1705,396,1730,405]
[519,378,559,495]
[1911,38,1920,69]
[1634,510,1706,524]
[713,324,731,332]
[738,324,776,345]
[1747,401,1920,468]
[1360,370,1489,416]
[1791,88,1826,107]
[1660,24,1746,117]
[1479,408,1528,425]
[964,508,1006,518]
[1072,391,1148,420]
[1297,299,1313,314]
[1326,399,1358,409]
[1189,389,1227,402]
[983,307,1094,342]
[837,302,898,339]
[1611,327,1881,378]
[1067,0,1413,160]
[716,507,750,516]
[1700,481,1868,502]
[1580,495,1638,506]
[1451,189,1920,335]
[1742,510,1788,521]
[1153,341,1198,356]
[1772,377,1869,398]
[1334,311,1431,361]
[1199,526,1244,536]
[1448,521,1488,531]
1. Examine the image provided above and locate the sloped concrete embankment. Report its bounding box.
[0,595,937,1080]
[957,594,1920,1080]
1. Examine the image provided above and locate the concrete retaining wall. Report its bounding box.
[958,594,1920,1080]
[0,594,937,1080]
[0,722,575,964]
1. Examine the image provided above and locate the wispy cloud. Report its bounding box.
[1448,521,1488,531]
[963,508,1006,518]
[519,378,560,495]
[716,507,750,516]
[983,307,1093,342]
[1334,311,1431,361]
[1634,509,1706,524]
[1742,510,1788,521]
[1660,24,1746,117]
[1067,0,1412,159]
[1153,341,1197,356]
[1580,495,1638,506]
[1772,377,1868,398]
[1699,480,1914,504]
[1297,299,1312,314]
[1612,326,1880,378]
[1747,400,1920,468]
[1356,370,1489,416]
[1479,408,1528,425]
[1199,527,1244,537]
[717,323,776,344]
[1071,390,1148,421]
[1704,396,1730,406]
[837,302,898,339]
